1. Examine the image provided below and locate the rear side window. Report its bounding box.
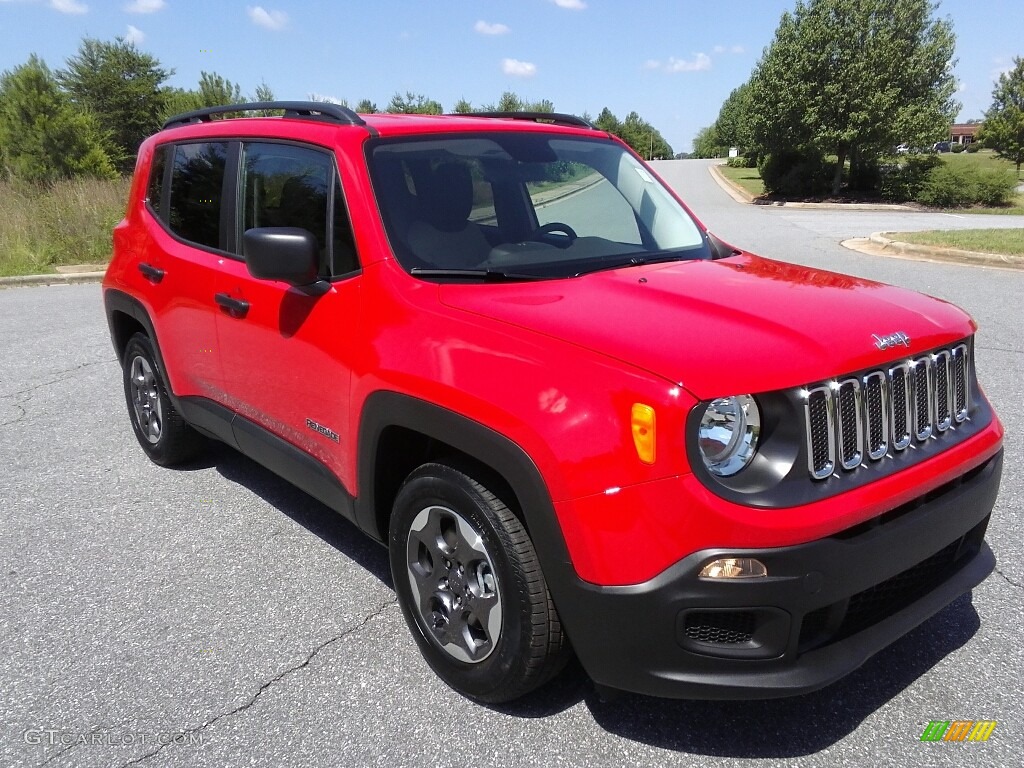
[167,142,229,250]
[146,146,166,213]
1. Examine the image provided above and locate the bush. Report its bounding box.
[879,154,942,201]
[915,163,1017,208]
[758,149,834,197]
[965,142,980,153]
[726,156,751,168]
[951,143,965,153]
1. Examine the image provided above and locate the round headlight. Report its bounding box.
[697,395,761,477]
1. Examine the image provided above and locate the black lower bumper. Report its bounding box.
[557,450,1002,699]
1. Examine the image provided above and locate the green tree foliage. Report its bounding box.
[0,55,116,182]
[750,0,958,195]
[57,37,170,172]
[387,91,443,114]
[198,71,244,106]
[452,98,474,114]
[355,98,379,113]
[592,107,672,159]
[714,82,755,157]
[691,124,723,158]
[978,56,1024,174]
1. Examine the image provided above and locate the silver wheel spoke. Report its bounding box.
[128,354,163,445]
[406,505,503,664]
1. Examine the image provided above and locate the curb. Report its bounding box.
[0,271,106,289]
[708,164,917,211]
[860,234,1019,270]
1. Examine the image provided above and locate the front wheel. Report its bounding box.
[389,463,568,702]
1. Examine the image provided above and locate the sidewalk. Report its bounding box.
[0,264,106,289]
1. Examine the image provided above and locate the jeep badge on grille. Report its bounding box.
[873,331,911,350]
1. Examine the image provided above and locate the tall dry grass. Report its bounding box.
[0,176,130,276]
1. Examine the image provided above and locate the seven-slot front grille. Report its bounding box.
[803,343,970,480]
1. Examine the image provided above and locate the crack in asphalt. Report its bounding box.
[39,718,135,767]
[114,598,399,768]
[993,565,1023,590]
[0,398,27,428]
[0,358,113,401]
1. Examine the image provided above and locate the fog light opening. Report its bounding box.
[699,557,768,579]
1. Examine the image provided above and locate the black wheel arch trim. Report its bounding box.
[355,391,578,581]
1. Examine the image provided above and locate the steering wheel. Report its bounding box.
[532,222,578,248]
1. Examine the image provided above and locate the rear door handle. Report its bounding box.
[138,262,164,283]
[214,293,250,317]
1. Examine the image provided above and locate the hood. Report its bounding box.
[438,254,976,399]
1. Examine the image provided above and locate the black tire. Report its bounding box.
[389,462,569,703]
[121,332,204,466]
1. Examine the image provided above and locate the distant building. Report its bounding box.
[950,123,981,145]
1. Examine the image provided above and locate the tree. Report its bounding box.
[714,82,755,157]
[198,71,243,107]
[749,0,958,194]
[589,107,671,158]
[978,56,1024,175]
[387,91,442,114]
[355,98,379,113]
[0,55,116,182]
[593,107,621,134]
[692,124,723,158]
[58,37,171,172]
[452,98,474,114]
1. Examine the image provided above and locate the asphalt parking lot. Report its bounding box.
[1,160,1021,767]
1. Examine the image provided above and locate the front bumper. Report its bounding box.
[556,450,1001,699]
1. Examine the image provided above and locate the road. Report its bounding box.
[1,160,1021,767]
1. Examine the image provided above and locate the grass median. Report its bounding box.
[0,177,128,277]
[886,229,1024,256]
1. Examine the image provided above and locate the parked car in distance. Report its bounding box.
[933,141,952,153]
[103,101,1004,703]
[895,142,910,154]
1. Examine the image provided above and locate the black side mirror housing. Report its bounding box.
[243,227,321,287]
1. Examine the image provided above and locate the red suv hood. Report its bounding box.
[438,254,976,399]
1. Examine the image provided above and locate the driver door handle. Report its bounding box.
[214,293,250,317]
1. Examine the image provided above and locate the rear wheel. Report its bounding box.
[122,333,204,466]
[390,462,568,702]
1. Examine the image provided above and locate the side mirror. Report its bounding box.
[242,227,320,286]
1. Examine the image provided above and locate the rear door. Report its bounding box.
[143,141,230,400]
[213,140,363,492]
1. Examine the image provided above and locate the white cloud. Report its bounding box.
[247,5,288,31]
[474,20,510,35]
[713,44,745,55]
[502,58,537,77]
[550,0,586,9]
[124,0,164,12]
[125,24,145,44]
[645,54,712,73]
[50,0,87,13]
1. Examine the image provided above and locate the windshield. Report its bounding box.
[367,133,709,279]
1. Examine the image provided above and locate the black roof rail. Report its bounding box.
[162,101,366,130]
[464,111,596,129]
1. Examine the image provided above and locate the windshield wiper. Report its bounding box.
[572,253,694,278]
[410,268,549,282]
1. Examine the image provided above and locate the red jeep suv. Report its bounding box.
[103,102,1003,703]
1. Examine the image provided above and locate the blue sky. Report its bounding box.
[1,0,1021,153]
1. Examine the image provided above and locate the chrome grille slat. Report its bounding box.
[803,342,971,479]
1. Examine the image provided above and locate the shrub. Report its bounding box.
[879,154,941,201]
[758,149,834,197]
[726,156,751,168]
[951,142,965,153]
[915,163,1017,208]
[965,142,980,153]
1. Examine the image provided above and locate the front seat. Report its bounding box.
[406,162,492,268]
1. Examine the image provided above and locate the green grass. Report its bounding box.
[940,149,1023,180]
[0,177,129,277]
[886,229,1024,256]
[718,164,765,197]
